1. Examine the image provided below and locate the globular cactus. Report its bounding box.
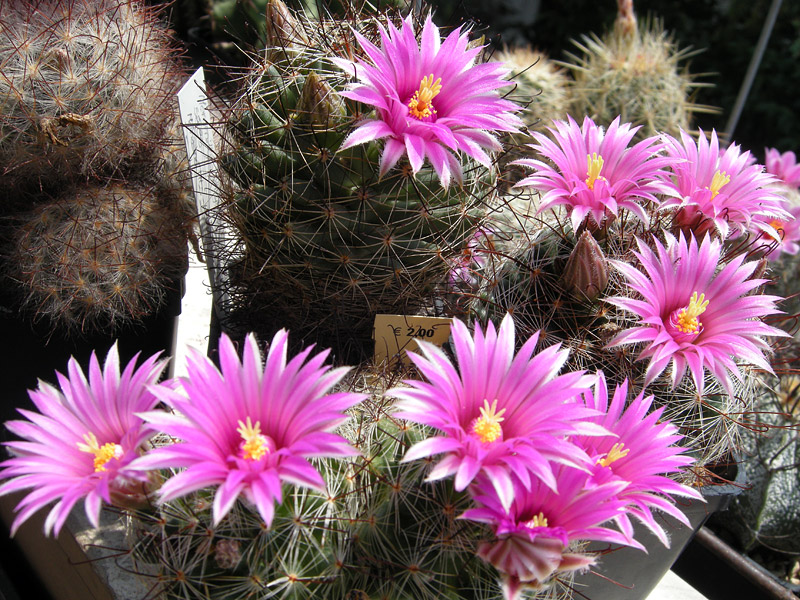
[465,197,780,473]
[493,47,570,137]
[129,372,501,600]
[7,182,189,333]
[215,0,499,361]
[0,0,185,202]
[559,1,711,141]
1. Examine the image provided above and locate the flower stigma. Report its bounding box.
[675,291,709,335]
[708,170,731,199]
[407,74,442,120]
[237,417,270,461]
[77,432,123,473]
[585,153,605,189]
[471,399,506,443]
[524,512,549,528]
[597,442,630,467]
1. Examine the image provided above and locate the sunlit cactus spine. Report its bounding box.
[467,205,631,382]
[559,0,712,141]
[7,181,190,334]
[493,47,570,137]
[216,0,499,361]
[0,0,186,201]
[129,373,500,600]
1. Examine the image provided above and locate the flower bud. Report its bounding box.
[297,71,345,127]
[562,231,608,302]
[265,0,307,53]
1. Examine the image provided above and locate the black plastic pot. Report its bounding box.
[673,528,799,600]
[571,465,747,600]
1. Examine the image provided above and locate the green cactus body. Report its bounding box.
[560,19,713,141]
[217,5,493,361]
[130,376,501,600]
[0,0,185,202]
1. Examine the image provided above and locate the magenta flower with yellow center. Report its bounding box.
[765,147,800,188]
[607,233,787,396]
[0,345,166,536]
[513,115,672,232]
[335,14,522,188]
[462,468,635,600]
[661,129,788,240]
[576,372,702,546]
[388,314,602,511]
[134,332,366,527]
[752,209,800,260]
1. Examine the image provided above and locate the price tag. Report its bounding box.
[373,314,453,366]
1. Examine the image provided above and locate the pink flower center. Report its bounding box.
[707,170,731,199]
[585,153,606,190]
[77,432,123,473]
[597,442,630,467]
[471,399,506,443]
[237,417,272,461]
[669,291,709,337]
[407,74,442,120]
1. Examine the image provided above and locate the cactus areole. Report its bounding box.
[219,1,515,360]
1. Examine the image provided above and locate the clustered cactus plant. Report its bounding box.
[462,116,792,474]
[7,182,189,333]
[0,0,193,334]
[2,1,800,600]
[214,0,508,361]
[128,384,499,600]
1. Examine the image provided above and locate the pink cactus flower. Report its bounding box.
[576,372,702,546]
[661,130,788,240]
[462,468,635,600]
[0,345,167,536]
[335,14,522,188]
[134,332,365,527]
[389,314,602,511]
[607,233,787,396]
[764,147,800,188]
[514,115,673,232]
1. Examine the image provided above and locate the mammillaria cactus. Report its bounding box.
[464,115,791,472]
[216,0,520,361]
[560,0,710,141]
[1,319,703,600]
[7,181,190,333]
[0,0,185,202]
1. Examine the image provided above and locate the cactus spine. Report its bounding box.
[216,0,495,361]
[0,0,186,200]
[559,2,711,141]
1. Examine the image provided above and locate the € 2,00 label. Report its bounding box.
[373,314,453,366]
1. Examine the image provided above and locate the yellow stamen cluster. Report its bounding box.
[585,153,605,189]
[237,417,270,461]
[77,432,123,473]
[708,170,731,199]
[407,74,442,119]
[525,512,549,528]
[597,442,630,467]
[675,291,709,335]
[471,399,506,444]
